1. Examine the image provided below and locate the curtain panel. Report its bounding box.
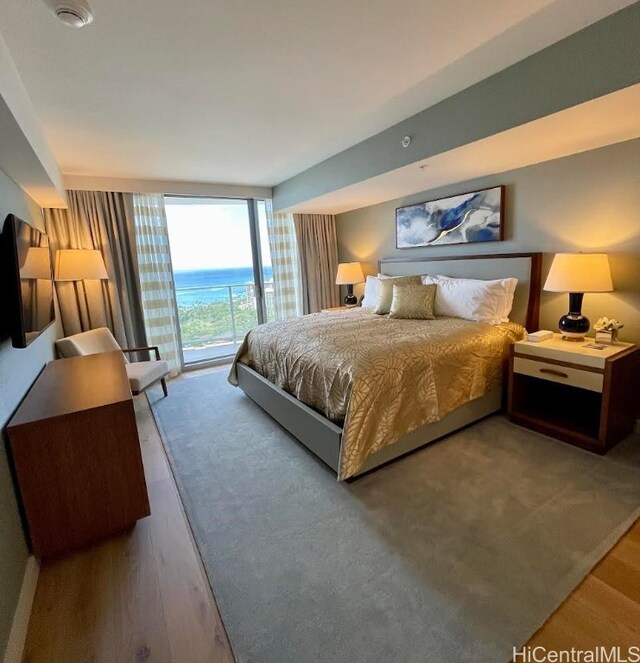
[293,213,340,313]
[265,201,303,320]
[132,193,182,376]
[44,190,147,350]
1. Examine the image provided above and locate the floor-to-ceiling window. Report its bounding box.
[165,196,272,365]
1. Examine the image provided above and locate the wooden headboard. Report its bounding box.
[378,252,542,331]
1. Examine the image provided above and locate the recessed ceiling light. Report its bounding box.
[44,1,93,28]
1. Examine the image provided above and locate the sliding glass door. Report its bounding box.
[165,196,272,365]
[256,200,276,322]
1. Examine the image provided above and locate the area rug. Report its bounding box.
[149,372,640,663]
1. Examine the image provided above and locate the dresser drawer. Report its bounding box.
[513,356,604,393]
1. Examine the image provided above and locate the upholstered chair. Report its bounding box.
[56,327,169,397]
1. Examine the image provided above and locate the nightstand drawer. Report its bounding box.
[513,356,603,392]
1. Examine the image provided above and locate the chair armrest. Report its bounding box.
[122,346,161,361]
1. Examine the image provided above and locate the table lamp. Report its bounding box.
[543,253,613,341]
[54,249,109,328]
[336,262,365,307]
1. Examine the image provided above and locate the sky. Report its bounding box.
[165,199,271,271]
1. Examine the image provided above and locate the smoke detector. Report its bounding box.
[45,1,93,28]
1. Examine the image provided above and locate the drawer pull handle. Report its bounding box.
[539,368,569,378]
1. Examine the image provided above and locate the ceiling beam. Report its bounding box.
[272,3,640,212]
[0,31,66,208]
[64,175,272,200]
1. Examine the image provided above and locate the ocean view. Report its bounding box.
[174,267,273,306]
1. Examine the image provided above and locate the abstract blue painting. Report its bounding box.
[396,186,504,248]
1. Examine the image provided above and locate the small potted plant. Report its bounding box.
[594,317,623,345]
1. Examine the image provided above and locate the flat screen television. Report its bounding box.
[2,214,55,348]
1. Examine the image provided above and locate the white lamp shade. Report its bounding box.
[543,253,613,293]
[21,247,52,280]
[336,261,365,285]
[54,249,109,281]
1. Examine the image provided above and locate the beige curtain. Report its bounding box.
[293,213,340,313]
[132,194,182,376]
[44,190,147,349]
[266,201,303,320]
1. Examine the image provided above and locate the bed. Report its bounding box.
[229,252,541,480]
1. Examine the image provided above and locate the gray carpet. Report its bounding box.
[149,372,640,663]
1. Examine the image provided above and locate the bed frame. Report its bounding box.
[236,252,542,479]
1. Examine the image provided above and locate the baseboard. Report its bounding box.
[3,555,39,663]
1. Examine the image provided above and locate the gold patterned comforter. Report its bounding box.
[229,308,525,479]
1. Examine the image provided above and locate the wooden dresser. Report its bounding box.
[7,351,150,558]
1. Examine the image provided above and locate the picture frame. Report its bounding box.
[395,185,505,249]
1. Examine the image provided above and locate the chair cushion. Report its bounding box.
[56,327,128,362]
[125,360,169,392]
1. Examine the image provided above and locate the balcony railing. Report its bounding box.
[175,281,274,362]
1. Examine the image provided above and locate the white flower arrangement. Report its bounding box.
[594,317,624,331]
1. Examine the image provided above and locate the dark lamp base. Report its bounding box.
[344,293,358,307]
[558,313,591,341]
[559,315,590,341]
[344,284,358,308]
[558,292,590,342]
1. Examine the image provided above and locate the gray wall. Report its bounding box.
[336,139,640,344]
[0,167,59,659]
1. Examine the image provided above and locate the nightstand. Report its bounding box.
[321,306,353,312]
[507,334,640,454]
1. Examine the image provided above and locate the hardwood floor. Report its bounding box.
[21,370,640,661]
[22,380,233,663]
[524,518,640,652]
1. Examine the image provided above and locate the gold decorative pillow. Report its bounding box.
[374,275,422,315]
[389,283,437,320]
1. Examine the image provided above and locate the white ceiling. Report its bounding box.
[283,85,640,214]
[0,0,635,189]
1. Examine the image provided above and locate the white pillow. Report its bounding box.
[421,275,517,324]
[437,275,517,322]
[361,274,391,308]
